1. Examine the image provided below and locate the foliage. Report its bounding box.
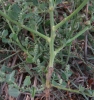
[0,0,94,99]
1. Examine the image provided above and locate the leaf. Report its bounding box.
[23,76,31,87]
[52,80,59,86]
[39,3,48,10]
[0,70,5,77]
[61,70,72,81]
[6,71,15,84]
[8,10,19,20]
[31,87,36,97]
[9,33,17,41]
[33,44,38,62]
[66,26,89,45]
[55,0,62,5]
[85,89,93,96]
[2,38,10,43]
[79,85,85,92]
[64,65,73,81]
[52,80,67,88]
[62,81,67,88]
[24,37,29,47]
[8,4,21,20]
[61,71,67,80]
[8,88,20,97]
[0,77,5,82]
[11,4,21,14]
[1,65,12,73]
[26,56,33,63]
[32,0,38,6]
[24,13,33,19]
[92,90,94,96]
[2,30,8,38]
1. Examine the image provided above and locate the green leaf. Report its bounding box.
[39,3,48,10]
[0,70,5,77]
[8,4,21,20]
[1,65,12,73]
[32,0,38,6]
[52,80,59,86]
[52,73,60,81]
[8,10,19,20]
[62,81,67,88]
[23,76,31,87]
[24,37,29,47]
[52,80,67,89]
[92,90,94,96]
[31,87,36,98]
[55,0,62,5]
[0,77,5,82]
[8,88,20,97]
[2,30,8,38]
[24,13,33,19]
[61,70,72,81]
[79,85,85,92]
[6,71,15,84]
[25,37,29,43]
[64,65,72,81]
[85,89,93,96]
[33,44,38,62]
[9,33,17,41]
[11,4,21,14]
[26,56,33,63]
[2,38,10,43]
[61,72,66,80]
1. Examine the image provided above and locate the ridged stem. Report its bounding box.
[46,0,55,89]
[54,0,89,31]
[0,10,50,42]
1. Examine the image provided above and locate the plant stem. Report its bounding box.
[46,0,55,89]
[0,10,50,42]
[1,2,33,59]
[0,51,20,63]
[6,17,32,58]
[55,26,90,54]
[49,0,55,68]
[52,84,93,97]
[64,44,71,66]
[54,0,89,31]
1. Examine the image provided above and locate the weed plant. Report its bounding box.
[0,0,94,99]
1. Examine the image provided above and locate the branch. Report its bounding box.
[52,84,93,97]
[55,26,90,54]
[0,10,50,42]
[54,0,89,31]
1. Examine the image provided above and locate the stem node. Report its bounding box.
[52,26,55,32]
[49,6,54,11]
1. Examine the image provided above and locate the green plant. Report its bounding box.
[0,0,94,99]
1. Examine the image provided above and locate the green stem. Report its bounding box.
[10,24,33,58]
[1,2,32,58]
[0,10,50,42]
[5,15,32,58]
[64,44,71,66]
[67,26,90,43]
[52,84,93,97]
[45,0,55,89]
[55,26,90,54]
[54,0,89,31]
[49,0,55,67]
[6,20,21,47]
[0,51,20,63]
